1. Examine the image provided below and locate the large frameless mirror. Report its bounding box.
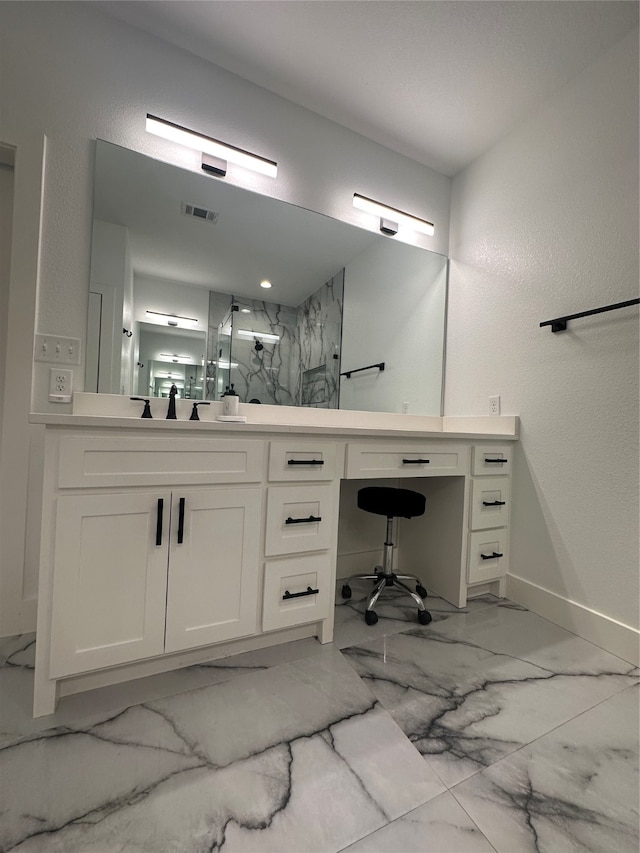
[87,140,447,414]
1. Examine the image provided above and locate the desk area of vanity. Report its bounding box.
[30,396,518,717]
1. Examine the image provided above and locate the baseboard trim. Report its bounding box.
[506,574,639,666]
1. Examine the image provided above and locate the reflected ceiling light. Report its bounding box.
[353,193,435,237]
[240,308,251,313]
[260,280,272,289]
[146,114,278,178]
[146,310,198,328]
[159,353,193,364]
[236,329,280,342]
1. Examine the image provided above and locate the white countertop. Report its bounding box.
[30,394,519,441]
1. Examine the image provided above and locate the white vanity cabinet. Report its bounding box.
[466,445,512,586]
[49,487,262,677]
[32,416,517,717]
[261,442,341,634]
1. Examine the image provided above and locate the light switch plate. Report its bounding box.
[35,334,81,365]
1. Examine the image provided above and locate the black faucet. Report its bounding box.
[166,384,178,419]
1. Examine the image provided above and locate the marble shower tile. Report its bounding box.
[341,790,496,852]
[0,649,444,852]
[341,607,638,788]
[452,684,640,853]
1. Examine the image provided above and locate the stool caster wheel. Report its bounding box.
[416,584,428,598]
[418,610,432,625]
[341,585,352,600]
[365,610,378,626]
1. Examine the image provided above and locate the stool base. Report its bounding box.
[341,570,432,626]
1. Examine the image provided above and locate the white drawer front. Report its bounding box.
[346,443,468,479]
[58,437,265,488]
[268,442,337,482]
[265,485,335,556]
[262,553,333,631]
[472,445,512,476]
[468,529,509,584]
[470,477,511,530]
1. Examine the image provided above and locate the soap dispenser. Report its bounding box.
[222,384,239,416]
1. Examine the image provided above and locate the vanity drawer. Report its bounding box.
[58,437,265,488]
[268,441,337,482]
[265,485,335,556]
[470,477,511,530]
[467,529,509,584]
[346,443,468,479]
[472,445,512,476]
[262,553,333,631]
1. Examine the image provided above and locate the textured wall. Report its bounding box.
[0,1,450,414]
[447,30,639,628]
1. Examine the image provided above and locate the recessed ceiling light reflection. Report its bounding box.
[241,308,251,313]
[260,280,272,289]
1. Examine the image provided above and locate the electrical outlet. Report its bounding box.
[401,401,409,414]
[35,335,81,365]
[49,368,73,403]
[489,395,501,416]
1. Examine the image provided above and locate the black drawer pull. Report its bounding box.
[481,551,504,560]
[177,497,185,544]
[287,459,325,466]
[283,586,319,600]
[156,498,164,546]
[285,515,322,525]
[484,458,507,463]
[402,458,430,464]
[483,500,506,506]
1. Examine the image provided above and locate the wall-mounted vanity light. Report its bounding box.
[145,310,198,328]
[353,193,435,237]
[146,114,278,178]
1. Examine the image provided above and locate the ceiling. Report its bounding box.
[97,0,638,176]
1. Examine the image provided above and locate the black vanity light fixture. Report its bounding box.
[353,194,435,237]
[146,114,278,178]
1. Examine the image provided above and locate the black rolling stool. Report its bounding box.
[341,486,432,626]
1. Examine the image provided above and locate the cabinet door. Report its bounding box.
[50,492,170,678]
[165,488,262,653]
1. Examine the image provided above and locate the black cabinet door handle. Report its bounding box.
[285,515,322,525]
[177,497,185,544]
[287,459,325,466]
[481,551,504,560]
[484,458,507,463]
[283,586,319,600]
[156,498,164,546]
[402,458,430,464]
[482,500,506,506]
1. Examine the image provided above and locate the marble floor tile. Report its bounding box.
[0,632,325,746]
[452,684,640,853]
[333,581,503,650]
[340,790,497,852]
[341,606,638,787]
[0,649,445,852]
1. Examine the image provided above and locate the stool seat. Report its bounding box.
[358,486,426,519]
[342,486,432,627]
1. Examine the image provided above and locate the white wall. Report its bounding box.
[447,30,639,640]
[0,1,450,635]
[0,1,450,415]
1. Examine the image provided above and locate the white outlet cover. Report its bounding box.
[48,367,73,403]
